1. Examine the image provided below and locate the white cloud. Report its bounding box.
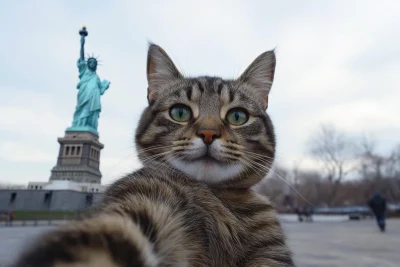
[0,141,54,163]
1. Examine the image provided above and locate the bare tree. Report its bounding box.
[356,136,385,180]
[308,124,355,205]
[254,164,293,209]
[296,170,324,206]
[386,144,400,178]
[357,138,400,192]
[255,129,400,208]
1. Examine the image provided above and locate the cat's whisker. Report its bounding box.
[241,159,256,178]
[242,153,274,166]
[239,158,265,180]
[140,151,173,166]
[225,156,240,161]
[103,152,136,173]
[171,147,187,152]
[221,142,246,150]
[232,148,286,161]
[243,151,276,160]
[242,154,293,182]
[172,140,192,145]
[140,151,169,161]
[268,168,314,206]
[242,154,287,180]
[241,156,313,206]
[136,144,176,154]
[245,153,272,163]
[223,145,285,162]
[152,154,185,176]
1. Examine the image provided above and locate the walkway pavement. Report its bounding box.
[1,218,399,266]
[284,219,400,267]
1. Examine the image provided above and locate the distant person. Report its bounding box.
[368,192,387,232]
[295,207,303,222]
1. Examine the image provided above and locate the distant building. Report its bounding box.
[0,189,104,212]
[28,180,107,193]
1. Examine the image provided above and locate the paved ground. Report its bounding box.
[1,219,399,266]
[283,219,400,267]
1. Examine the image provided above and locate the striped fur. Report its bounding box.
[13,44,294,267]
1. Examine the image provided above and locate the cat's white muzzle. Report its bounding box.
[169,138,243,182]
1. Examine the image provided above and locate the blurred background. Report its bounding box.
[0,1,399,266]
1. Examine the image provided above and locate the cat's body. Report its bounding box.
[14,45,294,267]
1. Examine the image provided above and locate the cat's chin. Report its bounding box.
[195,156,225,165]
[169,157,243,183]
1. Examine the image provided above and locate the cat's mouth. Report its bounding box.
[196,155,221,164]
[177,140,232,166]
[169,144,243,182]
[191,154,230,166]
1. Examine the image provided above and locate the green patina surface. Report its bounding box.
[67,27,110,136]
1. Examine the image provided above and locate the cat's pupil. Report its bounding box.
[178,109,183,118]
[234,112,239,121]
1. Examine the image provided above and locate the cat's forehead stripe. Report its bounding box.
[228,85,235,102]
[219,85,230,105]
[195,80,205,93]
[187,77,235,104]
[190,83,202,102]
[185,86,192,100]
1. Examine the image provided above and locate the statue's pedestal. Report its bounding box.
[49,131,104,184]
[65,126,99,136]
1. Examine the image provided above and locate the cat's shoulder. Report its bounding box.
[103,168,202,198]
[214,188,272,203]
[212,188,274,215]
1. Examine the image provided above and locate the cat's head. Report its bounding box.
[135,44,276,188]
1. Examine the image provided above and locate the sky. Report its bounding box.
[0,0,399,186]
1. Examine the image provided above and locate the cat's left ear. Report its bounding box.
[238,50,276,109]
[147,43,183,104]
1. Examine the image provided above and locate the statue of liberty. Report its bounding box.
[67,27,110,136]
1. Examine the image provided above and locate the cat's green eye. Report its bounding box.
[169,104,192,122]
[226,108,249,126]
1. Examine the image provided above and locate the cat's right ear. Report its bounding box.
[147,44,183,104]
[237,50,276,109]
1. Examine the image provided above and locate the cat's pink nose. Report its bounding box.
[197,128,220,145]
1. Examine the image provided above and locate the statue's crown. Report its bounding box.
[87,57,97,62]
[86,53,101,63]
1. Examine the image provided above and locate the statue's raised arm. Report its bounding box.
[76,27,88,74]
[80,36,85,60]
[79,27,88,61]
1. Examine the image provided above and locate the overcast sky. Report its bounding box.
[1,0,399,185]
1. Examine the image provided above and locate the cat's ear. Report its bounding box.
[147,43,183,103]
[238,50,276,109]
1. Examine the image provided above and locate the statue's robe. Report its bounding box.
[72,58,109,129]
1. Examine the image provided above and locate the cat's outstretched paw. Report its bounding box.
[13,215,157,267]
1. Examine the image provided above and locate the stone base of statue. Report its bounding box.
[49,130,104,184]
[65,125,99,136]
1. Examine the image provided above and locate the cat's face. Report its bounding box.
[135,44,276,188]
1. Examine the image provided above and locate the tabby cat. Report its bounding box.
[14,44,294,267]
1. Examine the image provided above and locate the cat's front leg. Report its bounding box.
[13,215,157,267]
[242,246,295,267]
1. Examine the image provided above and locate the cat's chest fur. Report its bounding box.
[99,169,280,266]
